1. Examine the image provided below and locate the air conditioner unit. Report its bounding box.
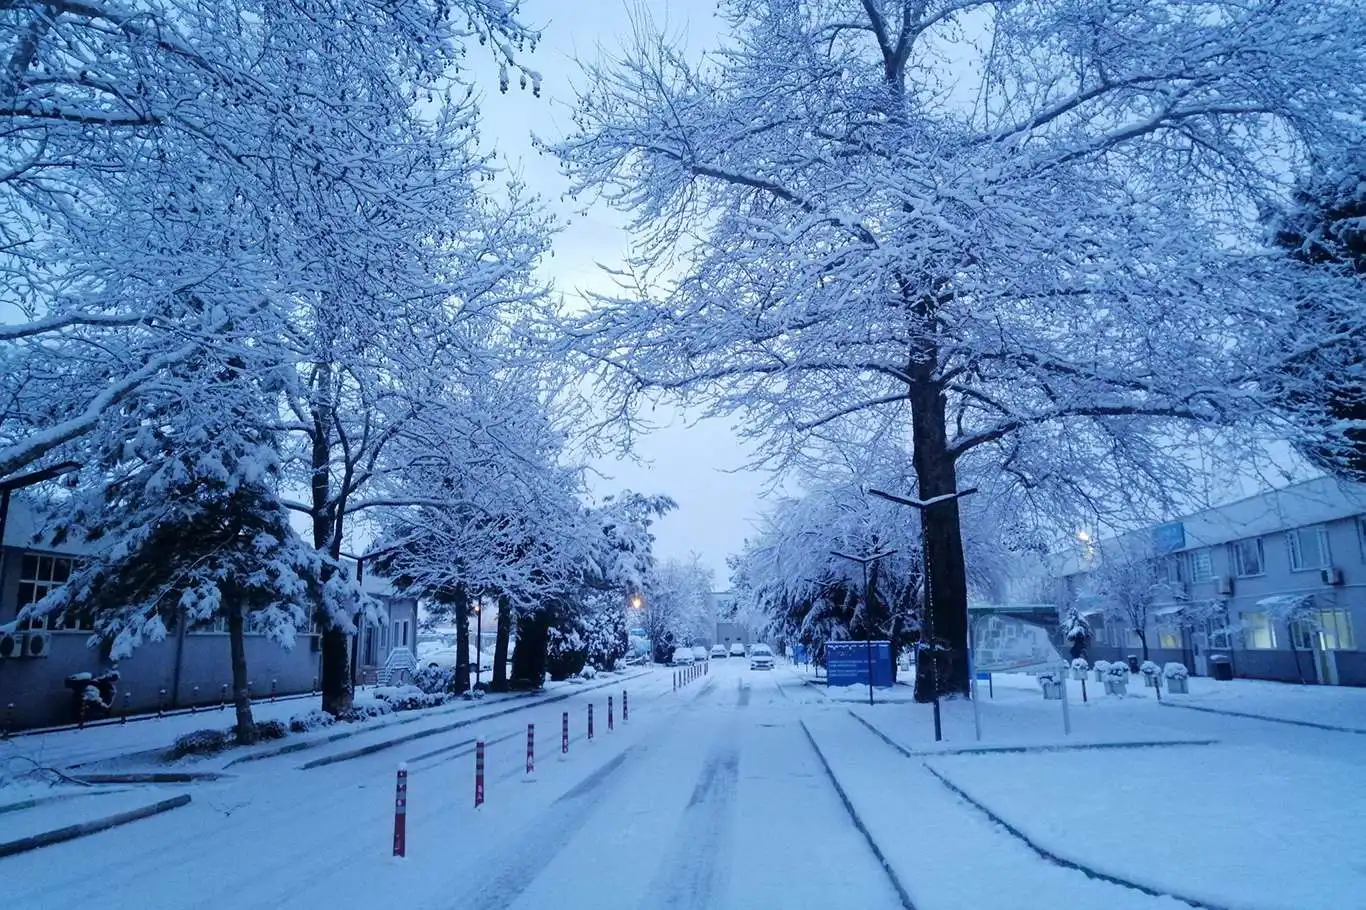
[22,630,51,658]
[1214,576,1234,596]
[1321,566,1344,586]
[0,632,21,659]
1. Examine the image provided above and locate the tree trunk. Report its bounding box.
[491,594,512,692]
[907,371,972,700]
[453,586,471,695]
[1137,629,1150,662]
[510,611,549,689]
[226,603,257,745]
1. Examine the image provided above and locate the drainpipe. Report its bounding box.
[170,606,188,708]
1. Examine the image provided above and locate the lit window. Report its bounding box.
[1189,550,1213,582]
[1159,630,1182,649]
[1242,611,1277,649]
[1230,539,1265,577]
[1287,526,1331,571]
[1298,610,1356,651]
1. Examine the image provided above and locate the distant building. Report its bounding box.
[1048,476,1366,686]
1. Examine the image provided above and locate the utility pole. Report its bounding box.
[829,548,898,706]
[867,486,978,741]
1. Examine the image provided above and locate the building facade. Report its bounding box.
[1053,477,1366,686]
[0,498,417,729]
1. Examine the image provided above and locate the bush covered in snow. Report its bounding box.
[255,719,288,741]
[579,664,598,680]
[1037,668,1063,685]
[1140,660,1161,679]
[411,665,456,695]
[289,709,338,733]
[371,685,444,712]
[172,728,231,758]
[1105,662,1130,680]
[338,699,395,722]
[1070,658,1089,672]
[1163,662,1190,680]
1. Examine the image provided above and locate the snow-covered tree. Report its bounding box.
[548,0,1366,696]
[644,556,715,662]
[1061,607,1092,661]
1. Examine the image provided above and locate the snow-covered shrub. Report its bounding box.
[172,728,231,758]
[1106,662,1130,679]
[1163,662,1190,680]
[1140,660,1161,679]
[254,719,287,741]
[1037,668,1062,685]
[411,665,456,695]
[372,685,444,712]
[579,664,598,680]
[338,699,395,722]
[289,709,337,733]
[1093,660,1111,673]
[1071,658,1089,672]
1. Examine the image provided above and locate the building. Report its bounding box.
[351,571,419,686]
[0,497,416,729]
[1051,476,1366,686]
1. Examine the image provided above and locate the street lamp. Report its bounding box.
[867,485,978,742]
[829,548,898,706]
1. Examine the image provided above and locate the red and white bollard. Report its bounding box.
[588,704,595,741]
[608,695,614,731]
[561,710,569,757]
[474,740,485,808]
[392,763,408,858]
[526,723,535,777]
[673,671,677,691]
[623,690,629,722]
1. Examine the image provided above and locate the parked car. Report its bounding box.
[692,646,709,662]
[728,642,746,657]
[749,644,775,670]
[672,647,696,666]
[709,644,728,659]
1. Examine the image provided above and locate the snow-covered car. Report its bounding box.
[709,644,728,659]
[692,646,709,662]
[728,642,746,658]
[672,647,696,666]
[749,644,775,670]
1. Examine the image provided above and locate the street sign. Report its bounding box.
[825,641,893,687]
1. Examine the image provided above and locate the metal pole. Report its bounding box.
[475,602,482,687]
[863,561,874,707]
[1060,666,1072,735]
[968,618,982,742]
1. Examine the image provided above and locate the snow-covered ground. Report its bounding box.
[3,661,1362,909]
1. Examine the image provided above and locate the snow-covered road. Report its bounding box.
[7,661,1363,909]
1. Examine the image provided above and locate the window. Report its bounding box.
[1242,611,1277,649]
[1159,629,1182,649]
[1188,549,1214,583]
[1230,538,1265,577]
[1287,526,1331,572]
[16,554,87,631]
[1208,613,1233,649]
[1161,555,1184,584]
[392,620,409,648]
[1293,610,1356,651]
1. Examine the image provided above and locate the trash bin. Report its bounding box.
[1127,655,1140,673]
[1209,654,1233,681]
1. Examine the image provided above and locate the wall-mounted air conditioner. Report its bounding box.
[22,630,51,658]
[1321,566,1344,586]
[0,632,21,659]
[1214,576,1234,596]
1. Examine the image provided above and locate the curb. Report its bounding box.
[298,671,652,770]
[1159,701,1366,734]
[0,794,192,860]
[72,772,228,784]
[843,712,1223,910]
[0,788,132,816]
[920,766,1224,910]
[798,720,918,910]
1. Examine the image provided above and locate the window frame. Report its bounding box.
[1287,526,1331,572]
[1207,613,1233,650]
[1188,549,1214,583]
[1242,611,1277,649]
[15,553,88,632]
[1230,538,1266,578]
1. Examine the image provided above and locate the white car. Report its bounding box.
[728,642,746,658]
[692,646,709,662]
[672,647,695,666]
[709,644,728,659]
[749,644,775,670]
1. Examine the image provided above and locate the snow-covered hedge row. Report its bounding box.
[371,685,445,712]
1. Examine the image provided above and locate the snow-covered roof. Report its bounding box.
[0,496,102,555]
[1055,476,1366,577]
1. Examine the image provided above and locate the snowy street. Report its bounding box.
[6,660,1364,909]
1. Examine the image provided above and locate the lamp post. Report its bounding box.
[829,548,898,706]
[867,485,978,742]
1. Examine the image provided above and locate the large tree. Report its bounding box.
[549,0,1366,695]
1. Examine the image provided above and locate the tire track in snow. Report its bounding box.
[639,743,741,909]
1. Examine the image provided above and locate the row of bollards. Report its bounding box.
[673,660,708,691]
[392,687,634,857]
